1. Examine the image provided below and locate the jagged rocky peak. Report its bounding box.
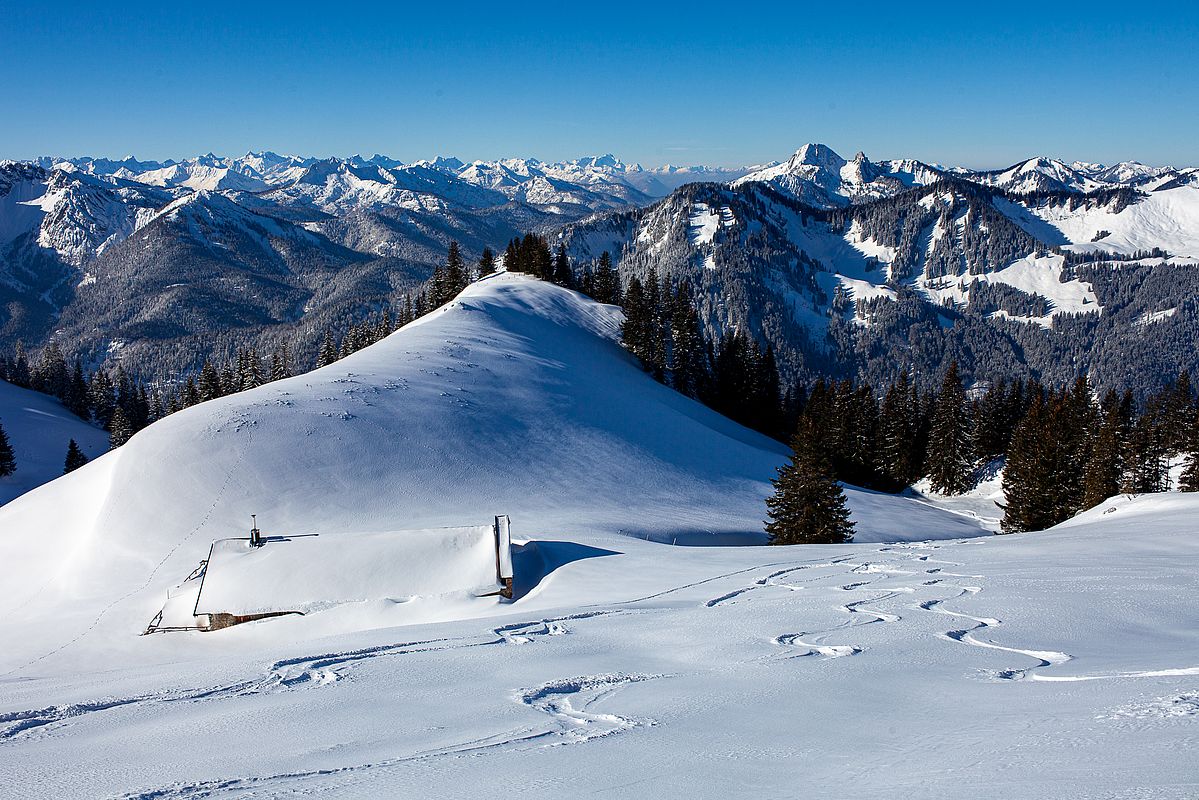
[787,143,847,173]
[421,155,465,172]
[570,154,624,170]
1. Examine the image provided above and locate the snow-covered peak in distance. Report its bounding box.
[791,142,848,173]
[12,146,1197,260]
[968,156,1103,194]
[414,155,466,172]
[733,143,944,207]
[347,153,405,170]
[563,153,625,170]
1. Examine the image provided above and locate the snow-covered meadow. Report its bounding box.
[1,276,1196,799]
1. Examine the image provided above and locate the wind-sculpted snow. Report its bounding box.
[0,274,989,678]
[3,502,1197,798]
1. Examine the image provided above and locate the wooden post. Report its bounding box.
[495,515,513,598]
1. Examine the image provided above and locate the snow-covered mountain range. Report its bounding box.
[3,144,1198,388]
[562,146,1199,393]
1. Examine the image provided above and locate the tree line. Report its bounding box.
[5,234,1198,545]
[501,233,1199,541]
[765,365,1199,542]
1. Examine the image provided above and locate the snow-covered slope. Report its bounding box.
[132,161,269,192]
[0,379,109,506]
[0,162,164,267]
[1,476,1195,798]
[971,156,1105,194]
[1,284,1196,800]
[997,185,1199,258]
[0,275,987,663]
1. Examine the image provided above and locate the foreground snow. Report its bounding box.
[0,274,986,665]
[1,493,1197,798]
[1,276,1195,798]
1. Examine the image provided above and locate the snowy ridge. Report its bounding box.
[0,275,987,662]
[734,144,946,207]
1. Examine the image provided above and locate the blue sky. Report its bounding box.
[3,1,1195,168]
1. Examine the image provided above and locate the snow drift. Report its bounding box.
[0,275,985,659]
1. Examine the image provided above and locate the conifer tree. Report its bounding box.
[926,361,975,495]
[132,385,151,430]
[578,264,595,298]
[428,260,448,305]
[198,362,223,402]
[667,281,706,398]
[1001,393,1056,532]
[972,379,1023,462]
[829,381,877,485]
[753,343,785,441]
[621,276,651,366]
[183,376,201,407]
[317,329,338,367]
[376,310,393,341]
[88,369,116,427]
[64,359,90,420]
[445,240,467,298]
[1082,406,1123,508]
[1180,408,1199,492]
[32,341,68,399]
[878,373,919,490]
[1159,370,1195,453]
[109,406,134,448]
[593,252,620,305]
[643,270,666,381]
[477,247,496,278]
[800,379,834,455]
[710,330,754,425]
[766,417,855,545]
[1054,376,1098,517]
[1122,410,1167,493]
[552,244,573,288]
[503,239,520,274]
[0,421,15,477]
[534,236,553,280]
[63,438,88,474]
[10,342,30,387]
[270,345,291,382]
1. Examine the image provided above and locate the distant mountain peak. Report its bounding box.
[789,143,846,172]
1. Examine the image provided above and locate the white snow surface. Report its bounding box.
[0,275,985,655]
[997,186,1199,258]
[1,488,1196,798]
[2,278,1197,798]
[0,379,110,506]
[197,527,504,618]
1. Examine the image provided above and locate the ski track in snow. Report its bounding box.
[113,673,661,800]
[0,610,636,745]
[9,539,1198,798]
[1,430,255,680]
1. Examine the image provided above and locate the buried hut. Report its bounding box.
[146,515,514,633]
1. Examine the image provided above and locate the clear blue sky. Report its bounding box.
[4,0,1196,168]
